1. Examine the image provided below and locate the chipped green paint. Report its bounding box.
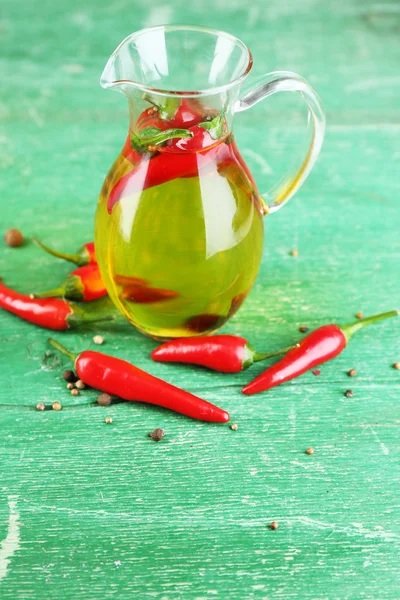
[0,0,399,598]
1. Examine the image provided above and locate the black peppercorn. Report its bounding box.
[63,370,77,383]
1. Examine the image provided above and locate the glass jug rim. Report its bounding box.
[101,24,253,98]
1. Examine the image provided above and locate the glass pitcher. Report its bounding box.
[95,25,325,339]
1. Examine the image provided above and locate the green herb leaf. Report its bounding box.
[157,97,181,120]
[142,94,181,120]
[138,126,163,139]
[198,113,226,140]
[130,128,194,154]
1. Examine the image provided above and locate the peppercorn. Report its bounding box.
[71,388,80,396]
[312,369,321,376]
[93,335,104,345]
[97,393,112,406]
[344,389,354,398]
[348,368,357,377]
[299,326,309,333]
[52,401,62,411]
[4,228,24,247]
[290,249,299,257]
[305,447,314,455]
[148,428,165,442]
[231,423,238,431]
[75,379,86,390]
[36,402,46,411]
[66,383,74,390]
[393,362,400,370]
[355,311,363,319]
[105,416,113,424]
[63,370,77,383]
[269,521,278,530]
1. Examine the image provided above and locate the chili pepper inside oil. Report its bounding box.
[95,108,264,339]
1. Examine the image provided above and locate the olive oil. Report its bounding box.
[95,139,264,339]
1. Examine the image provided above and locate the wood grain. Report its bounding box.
[0,0,399,598]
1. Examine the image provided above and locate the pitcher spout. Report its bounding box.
[100,60,121,91]
[100,26,253,130]
[100,28,177,97]
[101,26,252,97]
[100,38,135,94]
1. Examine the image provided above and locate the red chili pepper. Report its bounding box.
[114,274,148,287]
[228,290,251,318]
[121,283,179,304]
[49,338,230,423]
[108,141,232,213]
[242,310,399,395]
[160,113,228,154]
[114,275,179,303]
[185,314,227,334]
[0,279,113,330]
[152,335,298,373]
[162,125,220,153]
[108,152,194,213]
[142,98,209,129]
[169,99,206,128]
[32,263,107,302]
[121,134,143,165]
[33,238,96,266]
[136,107,171,131]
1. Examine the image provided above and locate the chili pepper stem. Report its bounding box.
[48,338,78,363]
[142,94,179,118]
[252,343,301,363]
[32,237,79,265]
[69,302,115,327]
[341,310,399,343]
[31,288,64,299]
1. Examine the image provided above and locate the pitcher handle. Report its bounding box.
[235,71,325,214]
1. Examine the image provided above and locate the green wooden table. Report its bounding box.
[1,0,399,598]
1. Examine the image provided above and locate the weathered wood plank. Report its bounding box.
[0,0,399,597]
